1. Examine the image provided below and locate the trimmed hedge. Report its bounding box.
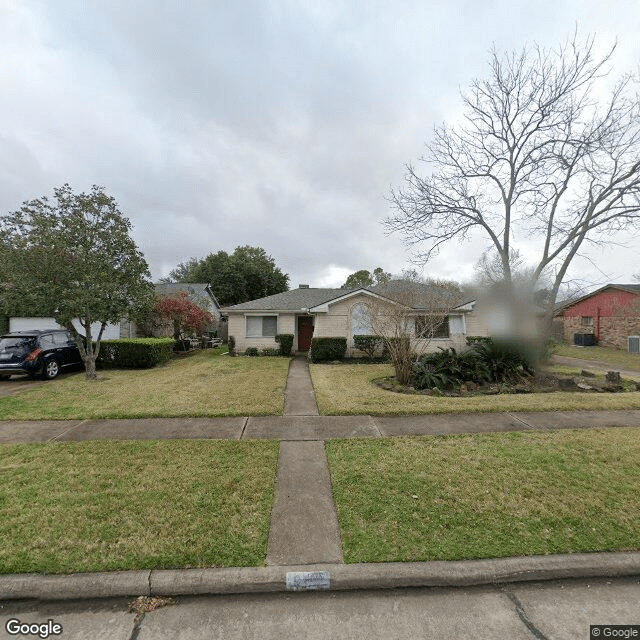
[228,336,236,357]
[353,334,383,358]
[275,333,294,357]
[96,338,175,369]
[310,337,347,362]
[244,347,259,356]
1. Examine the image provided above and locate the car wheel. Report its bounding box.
[42,358,61,380]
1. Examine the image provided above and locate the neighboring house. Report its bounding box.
[225,282,487,355]
[555,284,640,351]
[127,283,224,339]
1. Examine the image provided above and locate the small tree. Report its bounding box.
[363,279,461,385]
[0,185,153,379]
[154,292,214,342]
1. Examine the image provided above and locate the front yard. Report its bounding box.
[326,428,640,563]
[0,350,290,420]
[0,439,279,574]
[310,363,640,415]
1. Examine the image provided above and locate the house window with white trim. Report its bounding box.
[415,316,450,339]
[351,303,372,335]
[246,315,278,337]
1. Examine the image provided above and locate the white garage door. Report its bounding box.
[9,317,121,340]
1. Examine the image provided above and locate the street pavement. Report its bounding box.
[2,577,639,639]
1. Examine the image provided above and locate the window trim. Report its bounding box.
[414,315,450,339]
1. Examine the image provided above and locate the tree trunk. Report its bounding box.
[84,356,97,380]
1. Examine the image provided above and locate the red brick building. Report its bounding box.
[557,284,640,350]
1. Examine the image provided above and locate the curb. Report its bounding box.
[2,552,640,601]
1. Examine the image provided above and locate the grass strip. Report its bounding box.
[554,344,640,370]
[310,364,640,415]
[0,439,279,574]
[326,428,640,563]
[0,350,290,419]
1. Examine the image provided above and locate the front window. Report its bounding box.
[246,315,277,337]
[415,316,450,339]
[351,303,372,335]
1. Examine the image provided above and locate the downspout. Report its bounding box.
[596,307,601,343]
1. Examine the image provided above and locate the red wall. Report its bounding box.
[563,289,639,318]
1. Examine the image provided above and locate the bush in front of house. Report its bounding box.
[275,333,294,357]
[309,337,347,362]
[96,338,175,369]
[353,334,384,359]
[413,347,491,390]
[244,347,259,356]
[228,335,236,357]
[261,347,280,356]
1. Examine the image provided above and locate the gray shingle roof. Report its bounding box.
[154,283,220,310]
[225,288,355,311]
[225,281,468,311]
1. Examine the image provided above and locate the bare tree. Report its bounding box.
[386,34,640,337]
[362,280,462,385]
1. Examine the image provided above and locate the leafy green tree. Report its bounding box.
[168,246,289,305]
[0,185,154,379]
[342,267,391,288]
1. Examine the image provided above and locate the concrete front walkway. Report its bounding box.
[283,356,319,416]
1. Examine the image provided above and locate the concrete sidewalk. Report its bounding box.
[2,409,640,443]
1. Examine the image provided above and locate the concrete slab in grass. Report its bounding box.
[54,417,246,441]
[0,420,84,443]
[512,409,640,430]
[510,576,640,639]
[266,441,343,566]
[244,416,380,441]
[374,412,525,437]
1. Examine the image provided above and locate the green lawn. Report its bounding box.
[554,344,640,370]
[0,439,279,574]
[0,350,290,419]
[310,363,640,415]
[326,428,640,563]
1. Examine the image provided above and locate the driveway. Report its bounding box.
[0,372,82,398]
[550,355,640,381]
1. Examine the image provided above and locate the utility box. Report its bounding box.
[629,336,640,354]
[574,333,597,346]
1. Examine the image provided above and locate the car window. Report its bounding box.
[0,337,36,350]
[53,332,69,345]
[38,334,55,349]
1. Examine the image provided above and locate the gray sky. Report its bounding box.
[1,0,639,291]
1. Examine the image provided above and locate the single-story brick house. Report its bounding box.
[225,281,489,356]
[555,283,640,351]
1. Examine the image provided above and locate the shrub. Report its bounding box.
[471,339,534,383]
[413,347,490,390]
[353,335,383,359]
[261,347,280,356]
[244,347,259,356]
[309,337,347,362]
[275,333,294,357]
[228,335,236,357]
[466,336,493,346]
[96,338,175,369]
[0,315,9,335]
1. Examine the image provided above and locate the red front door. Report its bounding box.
[297,316,314,351]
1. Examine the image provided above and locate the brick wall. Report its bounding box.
[564,315,640,349]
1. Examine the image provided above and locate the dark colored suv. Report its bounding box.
[0,330,83,380]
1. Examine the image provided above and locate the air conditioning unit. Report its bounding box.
[629,336,640,354]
